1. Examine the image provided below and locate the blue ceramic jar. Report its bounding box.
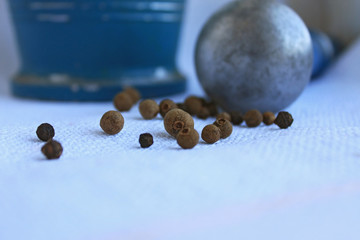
[8,0,186,100]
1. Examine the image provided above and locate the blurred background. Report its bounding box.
[0,0,359,95]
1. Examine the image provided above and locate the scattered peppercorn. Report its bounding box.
[184,96,203,115]
[176,102,189,113]
[274,111,294,129]
[159,99,178,118]
[213,118,233,139]
[113,92,133,112]
[124,87,141,104]
[205,101,218,116]
[100,111,125,135]
[139,133,154,148]
[263,111,276,126]
[197,107,210,119]
[244,110,263,128]
[229,111,243,125]
[164,109,194,137]
[176,128,199,149]
[216,112,231,122]
[41,140,63,160]
[139,99,159,120]
[201,124,221,144]
[36,123,55,141]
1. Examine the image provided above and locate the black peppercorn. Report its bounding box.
[139,133,154,148]
[201,124,221,144]
[164,109,194,137]
[139,99,159,120]
[274,111,294,129]
[263,111,276,126]
[113,92,133,112]
[213,118,233,139]
[100,111,125,135]
[244,110,263,128]
[41,140,63,160]
[229,111,243,125]
[36,123,55,141]
[159,99,178,118]
[176,128,199,149]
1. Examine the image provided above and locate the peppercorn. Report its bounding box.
[205,101,218,116]
[213,118,233,139]
[139,133,154,148]
[164,109,194,137]
[244,110,263,128]
[216,112,231,122]
[159,99,178,118]
[41,140,63,160]
[274,111,294,129]
[176,128,199,149]
[36,123,55,141]
[139,99,159,120]
[263,111,276,126]
[124,87,141,104]
[177,102,190,113]
[230,111,243,125]
[197,107,210,119]
[113,92,133,112]
[184,96,203,115]
[100,111,125,135]
[201,124,221,144]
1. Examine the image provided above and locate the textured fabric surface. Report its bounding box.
[1,40,360,240]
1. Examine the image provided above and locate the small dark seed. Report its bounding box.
[159,99,178,118]
[139,99,159,120]
[41,140,63,160]
[263,112,276,126]
[229,111,243,125]
[216,112,231,122]
[201,124,221,144]
[213,118,233,139]
[274,111,294,129]
[36,123,55,141]
[244,110,263,128]
[176,128,199,149]
[139,133,154,148]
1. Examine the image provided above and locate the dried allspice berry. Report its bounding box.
[139,99,159,120]
[274,111,294,129]
[244,110,263,128]
[100,111,125,135]
[124,87,141,104]
[230,111,243,125]
[36,123,55,141]
[205,101,218,116]
[159,99,178,118]
[176,102,189,113]
[213,118,233,139]
[197,107,210,119]
[263,112,276,126]
[164,109,194,137]
[184,96,203,115]
[201,124,221,144]
[216,112,231,122]
[41,140,63,160]
[176,128,199,149]
[113,92,133,112]
[139,133,154,148]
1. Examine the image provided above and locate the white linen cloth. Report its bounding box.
[0,39,360,240]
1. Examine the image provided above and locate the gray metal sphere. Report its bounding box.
[195,0,313,113]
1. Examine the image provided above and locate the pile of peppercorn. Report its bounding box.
[36,87,294,159]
